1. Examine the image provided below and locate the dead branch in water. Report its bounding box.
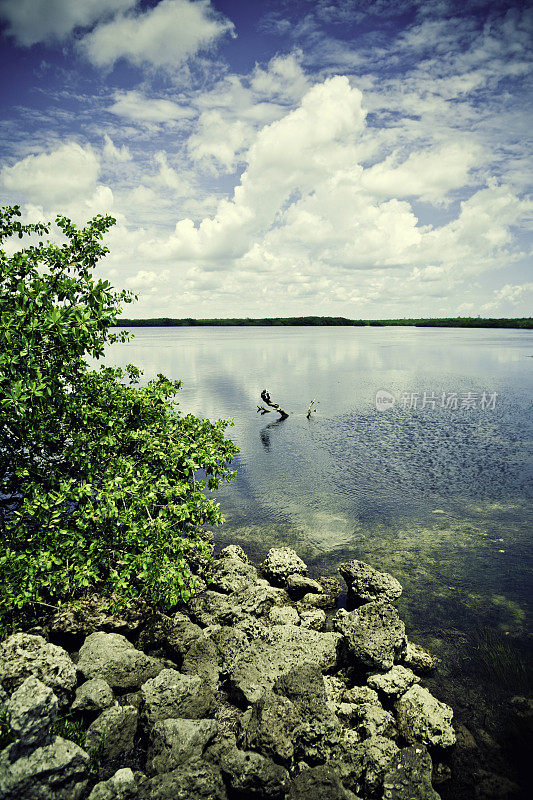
[306,398,318,419]
[260,389,289,419]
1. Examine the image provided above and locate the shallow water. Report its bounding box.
[102,325,533,643]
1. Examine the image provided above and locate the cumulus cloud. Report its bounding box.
[482,282,533,312]
[79,0,235,69]
[0,0,135,45]
[107,90,195,124]
[103,133,132,162]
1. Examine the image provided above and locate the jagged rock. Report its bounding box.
[335,602,406,670]
[188,591,252,627]
[355,735,400,798]
[207,626,250,672]
[323,675,347,704]
[274,663,328,719]
[85,705,138,761]
[228,625,340,705]
[288,764,359,800]
[208,734,290,799]
[269,606,300,626]
[343,686,380,705]
[77,632,164,690]
[286,575,324,598]
[137,759,227,800]
[294,713,343,765]
[46,597,147,642]
[146,718,217,775]
[382,745,440,799]
[5,677,58,748]
[141,669,214,724]
[367,665,420,698]
[261,548,308,586]
[165,613,204,660]
[0,736,89,799]
[299,609,326,630]
[0,634,76,705]
[240,690,301,764]
[71,679,114,713]
[353,702,397,740]
[402,641,438,673]
[207,554,259,594]
[395,685,455,748]
[181,637,220,688]
[88,768,138,800]
[338,560,402,605]
[297,593,337,611]
[217,544,249,562]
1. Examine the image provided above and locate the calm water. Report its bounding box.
[101,326,533,643]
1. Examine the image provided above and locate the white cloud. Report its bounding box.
[107,90,194,124]
[0,0,135,45]
[79,0,235,69]
[481,282,533,312]
[188,110,251,173]
[103,133,132,162]
[1,142,100,205]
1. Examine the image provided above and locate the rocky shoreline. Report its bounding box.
[0,546,457,800]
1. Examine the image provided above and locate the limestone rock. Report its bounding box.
[356,735,400,798]
[147,718,217,775]
[343,686,380,705]
[353,702,397,740]
[228,625,340,705]
[77,632,164,690]
[286,574,324,598]
[395,685,455,748]
[269,606,300,626]
[214,739,290,799]
[0,633,76,705]
[334,602,406,670]
[402,641,438,673]
[240,690,301,764]
[367,665,420,698]
[261,548,308,586]
[299,609,326,630]
[141,669,214,725]
[181,636,220,688]
[288,764,358,800]
[0,735,89,800]
[207,554,259,595]
[85,705,138,761]
[71,679,114,713]
[137,759,227,800]
[217,544,249,562]
[88,768,138,800]
[338,560,402,605]
[6,676,58,748]
[274,663,328,719]
[382,745,441,799]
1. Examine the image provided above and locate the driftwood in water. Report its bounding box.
[258,389,289,419]
[306,398,318,419]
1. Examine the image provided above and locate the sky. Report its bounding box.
[0,0,531,319]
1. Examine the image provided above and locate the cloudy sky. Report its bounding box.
[0,0,531,319]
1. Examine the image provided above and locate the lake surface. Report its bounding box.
[102,326,533,638]
[102,324,532,793]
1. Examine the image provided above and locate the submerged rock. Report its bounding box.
[382,745,441,799]
[402,641,438,673]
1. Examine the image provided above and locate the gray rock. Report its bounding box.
[137,759,227,800]
[240,691,301,764]
[77,632,164,690]
[188,591,249,627]
[181,637,220,688]
[288,765,357,800]
[88,768,138,800]
[334,602,406,670]
[402,641,438,673]
[286,574,324,598]
[207,555,259,594]
[141,669,214,725]
[294,714,343,765]
[0,735,89,799]
[323,675,346,704]
[0,634,76,705]
[355,735,400,798]
[274,663,328,719]
[6,676,58,748]
[343,686,380,705]
[208,626,250,672]
[395,685,455,748]
[85,705,138,761]
[147,718,217,775]
[261,548,308,586]
[353,702,397,740]
[269,606,300,626]
[217,544,249,562]
[165,613,203,661]
[216,740,290,799]
[71,679,114,713]
[338,560,402,605]
[367,665,420,698]
[297,593,337,611]
[382,744,440,799]
[299,609,326,630]
[229,625,340,705]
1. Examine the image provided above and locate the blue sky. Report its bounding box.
[0,0,531,319]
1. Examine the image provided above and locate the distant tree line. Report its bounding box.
[113,316,533,329]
